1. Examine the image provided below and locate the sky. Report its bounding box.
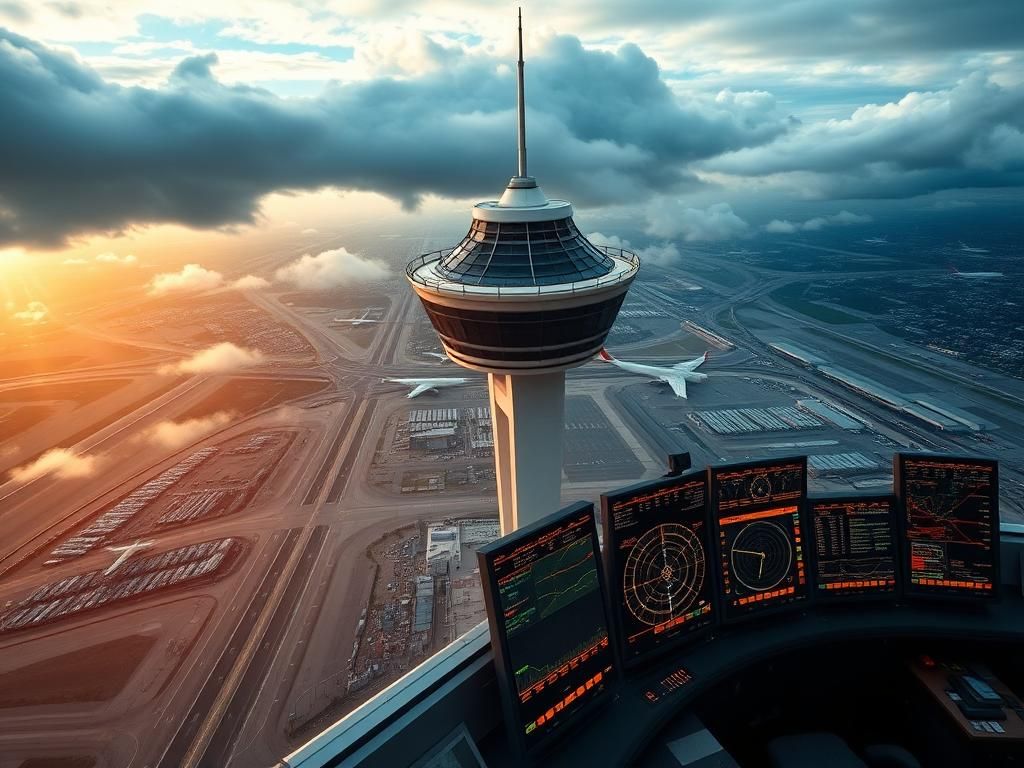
[0,0,1022,272]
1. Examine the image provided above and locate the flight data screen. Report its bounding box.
[479,504,614,753]
[712,458,806,512]
[602,472,714,667]
[897,455,998,598]
[811,497,899,597]
[716,505,808,620]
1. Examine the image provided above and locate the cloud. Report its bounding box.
[148,263,224,295]
[275,247,390,290]
[64,252,137,266]
[95,251,137,265]
[587,232,681,267]
[708,73,1024,199]
[0,29,790,247]
[764,210,872,233]
[585,0,1024,59]
[158,342,264,375]
[231,274,270,290]
[644,201,750,241]
[10,448,99,482]
[10,300,49,325]
[142,412,233,449]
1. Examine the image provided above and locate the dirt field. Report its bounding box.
[0,634,156,708]
[176,378,329,421]
[0,380,130,406]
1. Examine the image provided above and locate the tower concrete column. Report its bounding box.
[488,371,566,534]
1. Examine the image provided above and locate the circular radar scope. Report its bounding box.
[623,523,705,626]
[750,474,772,501]
[730,520,793,592]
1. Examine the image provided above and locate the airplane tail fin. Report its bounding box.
[598,348,615,362]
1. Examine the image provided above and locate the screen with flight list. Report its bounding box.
[601,471,715,668]
[477,502,614,756]
[811,496,899,598]
[895,454,999,598]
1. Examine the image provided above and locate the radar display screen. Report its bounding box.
[895,454,999,599]
[810,495,899,599]
[715,505,808,620]
[711,457,806,512]
[477,502,615,756]
[710,459,809,621]
[601,471,715,668]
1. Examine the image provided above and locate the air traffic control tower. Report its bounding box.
[406,12,639,534]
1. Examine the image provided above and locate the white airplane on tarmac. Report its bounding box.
[598,348,709,399]
[385,377,470,398]
[105,540,155,576]
[332,310,384,327]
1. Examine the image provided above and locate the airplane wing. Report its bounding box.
[664,375,688,399]
[407,383,434,399]
[674,352,708,372]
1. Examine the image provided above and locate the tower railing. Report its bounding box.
[406,245,640,297]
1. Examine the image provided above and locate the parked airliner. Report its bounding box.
[385,377,470,398]
[105,540,155,576]
[598,348,709,398]
[332,310,384,327]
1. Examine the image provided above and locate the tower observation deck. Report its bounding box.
[407,11,639,533]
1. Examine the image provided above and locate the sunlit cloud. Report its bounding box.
[10,300,49,325]
[274,247,390,290]
[95,251,137,265]
[142,412,234,449]
[231,274,270,290]
[9,448,100,482]
[148,263,224,295]
[158,342,264,375]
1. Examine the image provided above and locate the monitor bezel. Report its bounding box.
[806,492,902,603]
[476,501,617,760]
[708,456,811,624]
[894,452,1000,602]
[600,469,717,671]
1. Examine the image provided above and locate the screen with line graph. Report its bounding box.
[895,454,999,599]
[477,502,614,755]
[810,495,899,599]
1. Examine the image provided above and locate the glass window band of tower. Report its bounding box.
[436,217,615,287]
[416,292,626,364]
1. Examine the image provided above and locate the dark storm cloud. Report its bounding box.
[574,0,1024,58]
[708,73,1024,199]
[0,28,790,247]
[0,2,28,22]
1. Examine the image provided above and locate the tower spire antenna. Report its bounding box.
[516,7,528,178]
